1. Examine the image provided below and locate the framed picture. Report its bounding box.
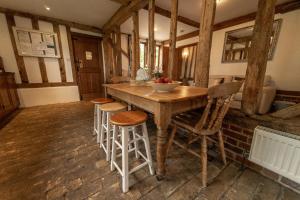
[13,27,61,58]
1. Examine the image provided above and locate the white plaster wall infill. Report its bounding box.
[59,25,74,82]
[0,13,21,83]
[17,86,80,108]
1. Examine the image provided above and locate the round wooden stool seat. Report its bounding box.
[99,102,127,112]
[110,111,147,126]
[91,98,114,104]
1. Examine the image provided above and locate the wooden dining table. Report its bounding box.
[104,83,208,178]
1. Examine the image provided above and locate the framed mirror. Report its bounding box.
[222,19,282,63]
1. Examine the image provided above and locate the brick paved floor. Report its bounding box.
[0,102,299,200]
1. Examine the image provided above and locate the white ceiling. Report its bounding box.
[157,0,292,24]
[0,0,294,41]
[0,0,121,28]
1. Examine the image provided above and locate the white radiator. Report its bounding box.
[249,126,300,184]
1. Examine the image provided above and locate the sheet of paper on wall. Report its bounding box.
[31,32,45,55]
[17,30,32,54]
[43,34,56,56]
[86,51,93,60]
[17,30,30,43]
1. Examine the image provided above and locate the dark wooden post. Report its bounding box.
[103,35,113,82]
[168,0,178,79]
[148,0,155,77]
[115,26,123,76]
[31,18,48,83]
[194,0,216,87]
[110,32,117,76]
[131,11,140,80]
[242,0,276,115]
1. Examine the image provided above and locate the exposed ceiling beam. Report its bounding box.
[143,5,200,28]
[163,0,300,44]
[103,0,148,32]
[110,0,131,6]
[0,7,102,33]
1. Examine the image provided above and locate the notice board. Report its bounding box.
[13,27,61,58]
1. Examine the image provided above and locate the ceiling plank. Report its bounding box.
[0,7,102,33]
[163,0,300,44]
[103,0,148,32]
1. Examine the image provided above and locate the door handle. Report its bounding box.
[75,59,83,71]
[79,60,83,69]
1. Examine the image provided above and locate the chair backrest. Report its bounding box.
[110,76,130,84]
[195,81,243,132]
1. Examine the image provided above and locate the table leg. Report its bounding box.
[154,103,171,180]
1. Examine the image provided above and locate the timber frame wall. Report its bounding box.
[0,7,102,89]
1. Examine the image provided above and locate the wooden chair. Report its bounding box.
[167,81,243,187]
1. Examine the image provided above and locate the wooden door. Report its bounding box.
[72,33,104,100]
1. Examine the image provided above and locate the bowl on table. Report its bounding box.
[148,81,182,93]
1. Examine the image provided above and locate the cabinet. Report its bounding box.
[0,73,19,121]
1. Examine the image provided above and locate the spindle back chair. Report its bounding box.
[167,81,243,187]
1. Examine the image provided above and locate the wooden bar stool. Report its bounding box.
[99,102,127,161]
[91,98,114,142]
[110,111,154,193]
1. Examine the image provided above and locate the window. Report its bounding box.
[139,42,160,70]
[155,45,160,69]
[139,43,146,68]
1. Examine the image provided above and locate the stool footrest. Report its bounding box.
[112,161,123,176]
[137,150,148,162]
[129,161,148,174]
[116,147,137,158]
[115,141,122,149]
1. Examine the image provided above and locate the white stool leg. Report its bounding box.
[93,105,97,135]
[111,125,117,171]
[96,106,101,143]
[142,123,154,175]
[100,111,106,148]
[122,127,129,193]
[106,112,111,161]
[132,127,139,159]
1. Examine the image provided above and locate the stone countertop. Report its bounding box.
[225,109,300,137]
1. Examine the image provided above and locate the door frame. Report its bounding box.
[70,32,105,100]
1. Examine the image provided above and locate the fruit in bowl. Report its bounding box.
[149,77,182,92]
[154,77,172,84]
